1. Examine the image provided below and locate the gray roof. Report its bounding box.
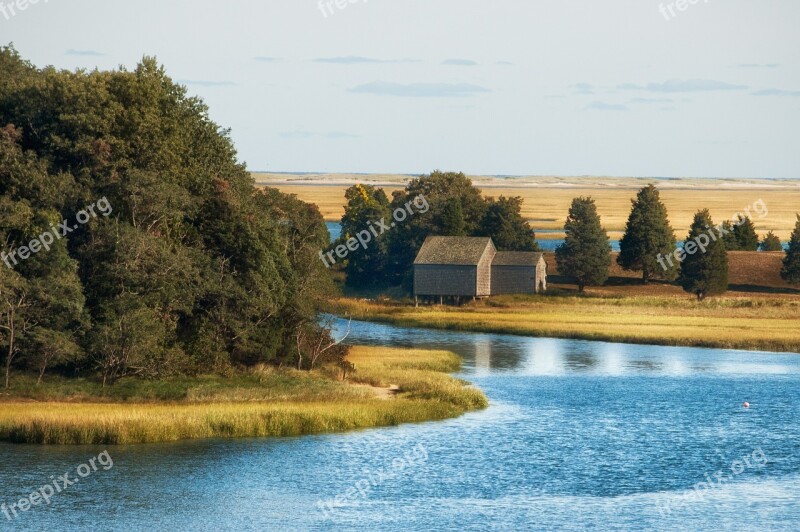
[414,236,494,265]
[492,251,545,267]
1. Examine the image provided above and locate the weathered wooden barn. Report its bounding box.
[413,237,496,298]
[491,251,547,295]
[413,236,547,301]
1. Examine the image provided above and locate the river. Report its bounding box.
[1,319,798,531]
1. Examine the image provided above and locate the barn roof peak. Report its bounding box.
[413,236,494,265]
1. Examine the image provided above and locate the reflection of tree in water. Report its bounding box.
[564,353,600,371]
[626,359,664,372]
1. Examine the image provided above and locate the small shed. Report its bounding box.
[413,236,496,298]
[491,252,547,295]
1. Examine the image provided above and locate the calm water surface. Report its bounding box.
[1,320,799,531]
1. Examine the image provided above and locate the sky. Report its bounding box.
[1,0,799,178]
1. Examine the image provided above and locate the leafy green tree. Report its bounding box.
[0,45,334,382]
[476,196,539,251]
[435,197,467,236]
[781,215,800,285]
[680,210,728,300]
[617,185,677,282]
[733,216,759,251]
[0,268,33,388]
[337,184,392,287]
[555,197,611,292]
[386,171,485,285]
[760,231,783,252]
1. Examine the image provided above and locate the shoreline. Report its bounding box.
[327,296,800,355]
[0,346,487,445]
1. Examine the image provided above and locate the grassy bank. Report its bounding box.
[328,295,800,354]
[0,347,487,445]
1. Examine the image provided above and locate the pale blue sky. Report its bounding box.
[2,0,799,177]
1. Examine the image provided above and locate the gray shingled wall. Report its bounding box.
[414,265,478,296]
[491,265,537,295]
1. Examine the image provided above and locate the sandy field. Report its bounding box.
[254,173,800,241]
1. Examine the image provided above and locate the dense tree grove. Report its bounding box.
[555,197,611,292]
[335,171,539,288]
[617,185,678,282]
[0,47,335,386]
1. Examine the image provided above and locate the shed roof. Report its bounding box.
[492,251,545,267]
[413,236,494,265]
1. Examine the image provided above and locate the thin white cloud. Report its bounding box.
[441,59,478,66]
[618,79,748,92]
[178,80,236,87]
[313,56,419,64]
[253,56,282,63]
[574,83,594,94]
[629,97,674,104]
[65,49,103,56]
[349,81,491,98]
[751,88,800,97]
[279,130,359,139]
[733,63,779,68]
[585,101,628,111]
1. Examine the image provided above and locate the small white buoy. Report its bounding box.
[743,402,750,408]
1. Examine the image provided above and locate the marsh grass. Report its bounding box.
[328,295,800,354]
[0,347,486,445]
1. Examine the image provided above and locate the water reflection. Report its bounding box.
[333,318,800,377]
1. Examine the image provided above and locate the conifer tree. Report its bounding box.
[476,196,539,251]
[760,231,782,252]
[733,216,759,251]
[680,210,728,300]
[555,197,611,293]
[617,185,677,282]
[781,215,800,285]
[721,220,739,250]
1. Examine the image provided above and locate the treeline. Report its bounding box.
[554,186,800,299]
[332,176,800,300]
[0,47,338,387]
[333,172,539,288]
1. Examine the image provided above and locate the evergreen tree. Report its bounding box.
[781,215,800,285]
[617,184,677,282]
[733,216,759,251]
[476,196,539,251]
[721,220,739,250]
[680,210,728,300]
[760,231,783,252]
[555,197,611,293]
